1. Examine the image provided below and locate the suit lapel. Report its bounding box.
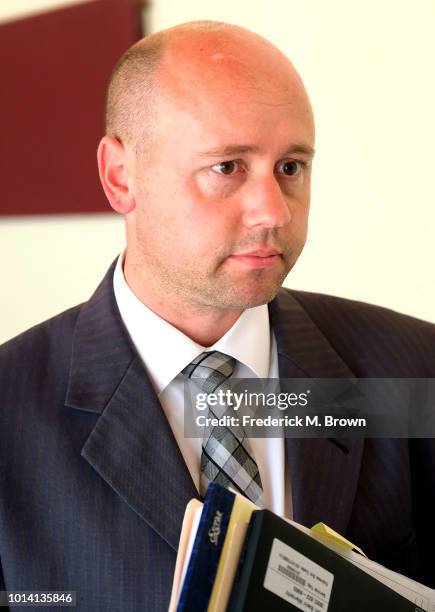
[65,261,198,551]
[269,289,364,534]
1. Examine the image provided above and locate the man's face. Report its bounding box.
[127,62,315,313]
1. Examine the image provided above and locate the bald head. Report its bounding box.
[104,21,312,153]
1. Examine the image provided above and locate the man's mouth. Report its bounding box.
[229,249,283,268]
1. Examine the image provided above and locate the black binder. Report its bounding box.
[228,509,424,612]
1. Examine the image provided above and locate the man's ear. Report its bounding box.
[97,135,136,214]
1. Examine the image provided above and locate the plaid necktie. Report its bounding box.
[182,351,263,504]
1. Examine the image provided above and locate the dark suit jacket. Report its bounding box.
[1,261,434,611]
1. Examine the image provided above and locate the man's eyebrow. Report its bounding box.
[283,144,316,157]
[197,144,315,158]
[198,144,261,157]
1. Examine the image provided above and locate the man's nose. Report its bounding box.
[241,174,291,229]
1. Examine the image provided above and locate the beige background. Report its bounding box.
[1,0,434,344]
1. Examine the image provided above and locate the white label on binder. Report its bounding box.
[264,538,334,612]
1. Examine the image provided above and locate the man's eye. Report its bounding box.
[211,160,240,175]
[276,160,304,177]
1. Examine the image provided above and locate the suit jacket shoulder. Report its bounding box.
[0,304,81,393]
[282,288,435,376]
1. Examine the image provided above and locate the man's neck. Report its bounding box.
[161,310,242,347]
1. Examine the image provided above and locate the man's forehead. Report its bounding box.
[150,80,315,161]
[156,58,312,126]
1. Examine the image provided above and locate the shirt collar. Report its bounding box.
[113,254,271,395]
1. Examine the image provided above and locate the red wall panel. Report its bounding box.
[0,0,144,215]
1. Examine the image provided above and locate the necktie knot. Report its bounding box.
[182,351,236,394]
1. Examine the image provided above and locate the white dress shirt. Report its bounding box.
[113,254,291,517]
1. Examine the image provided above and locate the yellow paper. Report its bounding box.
[207,493,257,612]
[311,522,367,557]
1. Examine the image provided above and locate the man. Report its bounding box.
[0,20,434,611]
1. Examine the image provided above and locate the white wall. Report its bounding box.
[1,0,434,344]
[1,215,124,341]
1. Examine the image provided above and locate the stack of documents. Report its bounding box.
[169,483,435,612]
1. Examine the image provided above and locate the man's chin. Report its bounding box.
[197,265,290,310]
[217,281,284,310]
